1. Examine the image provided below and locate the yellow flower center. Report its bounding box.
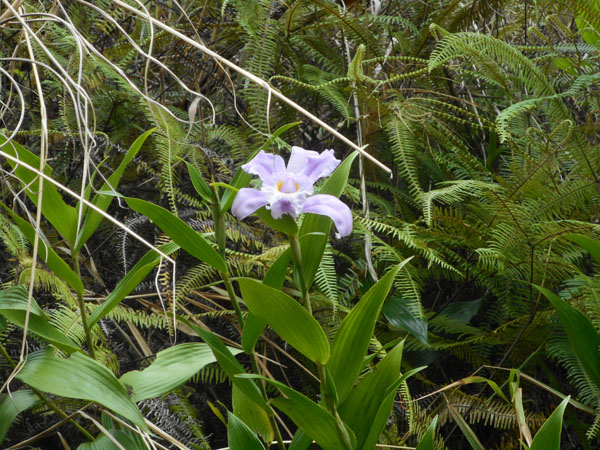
[276,180,300,192]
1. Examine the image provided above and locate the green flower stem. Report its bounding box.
[317,363,353,450]
[212,186,245,328]
[0,343,95,441]
[221,270,245,328]
[288,234,312,314]
[212,187,286,450]
[72,252,96,360]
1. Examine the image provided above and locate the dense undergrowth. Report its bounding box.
[1,0,600,449]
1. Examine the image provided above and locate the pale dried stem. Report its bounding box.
[109,0,392,175]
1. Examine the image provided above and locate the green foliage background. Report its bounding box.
[1,0,600,449]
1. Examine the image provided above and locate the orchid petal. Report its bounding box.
[287,146,340,183]
[242,150,286,182]
[232,188,268,220]
[302,194,352,238]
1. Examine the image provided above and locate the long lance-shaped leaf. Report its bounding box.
[75,129,155,252]
[0,135,78,246]
[329,262,406,402]
[244,376,356,450]
[238,278,330,364]
[297,152,357,288]
[124,197,226,272]
[227,411,267,450]
[185,322,269,412]
[529,396,569,450]
[564,234,600,266]
[415,417,438,450]
[362,367,425,450]
[339,342,404,448]
[120,342,241,402]
[446,401,485,450]
[0,390,40,444]
[17,348,147,431]
[242,248,291,354]
[0,286,80,354]
[534,285,600,391]
[88,242,180,327]
[232,385,274,444]
[0,202,83,295]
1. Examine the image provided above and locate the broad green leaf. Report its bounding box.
[263,248,291,289]
[256,207,298,235]
[260,377,356,450]
[187,323,269,411]
[124,197,226,271]
[242,248,292,354]
[0,390,39,444]
[238,278,330,364]
[242,313,267,355]
[564,234,600,266]
[221,122,301,212]
[415,417,438,450]
[17,348,147,431]
[0,135,78,246]
[0,286,80,354]
[359,366,425,450]
[382,296,428,345]
[447,402,485,450]
[0,202,83,295]
[88,242,180,327]
[339,342,404,448]
[75,129,155,252]
[0,285,44,316]
[329,262,404,402]
[288,430,313,450]
[529,396,569,450]
[78,429,147,450]
[185,161,213,204]
[120,342,240,402]
[227,411,267,450]
[298,152,358,288]
[232,385,273,444]
[440,298,482,324]
[535,285,600,391]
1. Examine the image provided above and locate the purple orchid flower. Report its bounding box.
[231,146,352,237]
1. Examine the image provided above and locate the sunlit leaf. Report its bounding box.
[0,202,83,295]
[75,128,155,252]
[0,135,78,246]
[0,390,39,444]
[534,285,600,391]
[255,377,356,450]
[298,151,358,288]
[0,286,80,354]
[88,242,180,327]
[17,349,147,431]
[415,417,438,450]
[124,197,226,271]
[238,278,330,364]
[120,342,240,402]
[227,411,267,450]
[529,396,569,450]
[329,262,405,402]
